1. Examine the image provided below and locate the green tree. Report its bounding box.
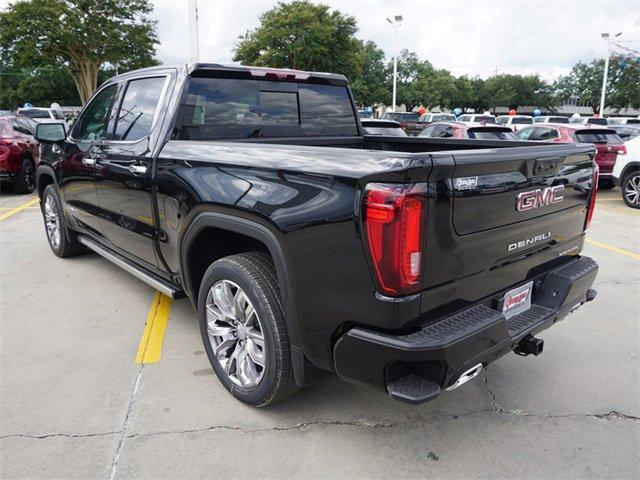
[350,41,389,107]
[0,65,81,109]
[0,0,159,104]
[392,50,434,111]
[554,57,640,112]
[233,1,362,80]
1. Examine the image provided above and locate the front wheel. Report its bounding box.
[621,170,640,209]
[198,252,298,406]
[41,184,84,257]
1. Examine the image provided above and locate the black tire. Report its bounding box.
[621,170,640,209]
[598,178,615,190]
[198,252,298,406]
[41,184,84,257]
[13,158,35,194]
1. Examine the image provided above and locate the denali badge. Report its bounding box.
[516,185,564,211]
[508,232,551,252]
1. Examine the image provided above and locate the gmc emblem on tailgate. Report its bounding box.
[516,185,564,212]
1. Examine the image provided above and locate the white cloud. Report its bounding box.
[125,0,640,81]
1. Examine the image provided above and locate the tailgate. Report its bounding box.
[450,144,595,235]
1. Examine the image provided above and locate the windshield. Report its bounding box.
[363,126,406,136]
[467,128,516,140]
[575,131,623,144]
[433,114,455,122]
[393,113,419,122]
[548,117,568,123]
[474,116,496,124]
[512,117,533,124]
[19,109,50,119]
[177,77,358,139]
[586,118,607,126]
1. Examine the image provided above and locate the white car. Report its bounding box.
[607,117,640,126]
[612,134,640,208]
[456,113,496,124]
[17,108,69,129]
[496,115,533,132]
[533,116,569,124]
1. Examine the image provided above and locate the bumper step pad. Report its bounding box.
[386,374,441,404]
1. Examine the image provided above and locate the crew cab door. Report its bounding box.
[58,83,120,237]
[93,75,170,268]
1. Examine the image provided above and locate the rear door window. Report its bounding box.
[113,77,166,141]
[299,84,357,136]
[534,127,560,140]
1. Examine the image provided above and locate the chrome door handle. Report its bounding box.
[82,157,96,166]
[128,165,147,175]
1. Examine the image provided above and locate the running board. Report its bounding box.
[78,235,184,299]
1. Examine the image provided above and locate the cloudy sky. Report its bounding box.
[151,0,639,81]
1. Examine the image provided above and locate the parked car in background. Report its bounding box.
[570,116,608,126]
[607,117,640,125]
[419,121,518,140]
[0,110,13,115]
[533,116,569,124]
[0,114,40,193]
[417,113,456,125]
[357,110,373,119]
[456,113,497,124]
[17,107,70,130]
[609,125,640,142]
[360,119,407,136]
[380,111,422,135]
[612,134,640,208]
[516,124,625,188]
[496,115,533,132]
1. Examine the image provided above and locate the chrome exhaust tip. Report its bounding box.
[445,363,483,391]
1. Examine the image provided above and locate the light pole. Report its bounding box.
[188,0,200,63]
[387,15,403,112]
[599,32,621,117]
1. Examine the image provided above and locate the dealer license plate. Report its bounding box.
[501,281,533,319]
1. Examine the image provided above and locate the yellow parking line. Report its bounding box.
[586,239,640,261]
[135,292,173,364]
[0,198,39,222]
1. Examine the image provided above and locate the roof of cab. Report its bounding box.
[109,63,349,86]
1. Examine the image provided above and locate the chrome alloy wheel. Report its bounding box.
[205,279,266,388]
[624,174,640,207]
[44,195,61,249]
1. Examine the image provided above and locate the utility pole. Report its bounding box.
[599,32,622,116]
[387,15,403,112]
[189,0,200,64]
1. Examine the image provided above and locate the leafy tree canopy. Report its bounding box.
[0,0,159,104]
[233,0,362,80]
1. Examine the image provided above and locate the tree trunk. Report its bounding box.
[69,60,100,105]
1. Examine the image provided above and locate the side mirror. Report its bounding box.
[35,123,66,143]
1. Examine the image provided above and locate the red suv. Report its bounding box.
[516,124,625,188]
[0,115,40,193]
[419,121,518,140]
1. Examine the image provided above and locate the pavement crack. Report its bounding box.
[108,364,145,480]
[483,369,504,413]
[0,431,119,440]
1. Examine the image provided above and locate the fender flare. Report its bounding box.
[35,164,58,196]
[179,212,303,354]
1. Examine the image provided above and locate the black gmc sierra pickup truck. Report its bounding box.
[35,64,599,406]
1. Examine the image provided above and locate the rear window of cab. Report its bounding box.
[176,77,358,139]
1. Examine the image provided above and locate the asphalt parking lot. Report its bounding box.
[0,187,638,480]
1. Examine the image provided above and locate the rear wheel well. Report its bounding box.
[186,226,271,304]
[622,163,640,181]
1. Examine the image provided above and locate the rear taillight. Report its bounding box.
[617,145,627,155]
[0,138,15,146]
[363,183,427,296]
[400,122,407,129]
[586,162,599,229]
